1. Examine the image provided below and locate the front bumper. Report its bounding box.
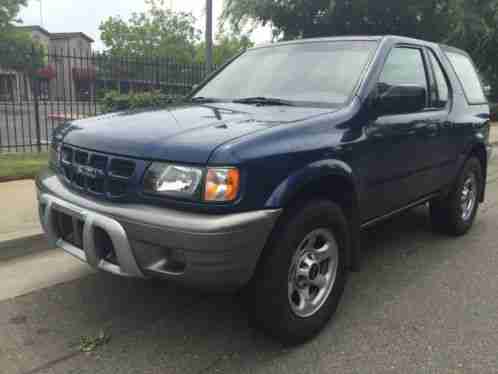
[36,169,281,289]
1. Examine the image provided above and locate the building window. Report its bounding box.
[75,79,93,101]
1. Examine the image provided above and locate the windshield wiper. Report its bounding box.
[190,96,221,103]
[232,97,294,106]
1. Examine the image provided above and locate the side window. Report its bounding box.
[445,52,486,104]
[428,50,449,108]
[379,47,428,96]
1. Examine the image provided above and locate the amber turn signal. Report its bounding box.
[204,168,240,202]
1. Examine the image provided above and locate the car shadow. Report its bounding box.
[8,205,477,373]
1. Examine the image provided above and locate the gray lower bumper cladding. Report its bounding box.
[36,170,281,288]
[40,194,145,277]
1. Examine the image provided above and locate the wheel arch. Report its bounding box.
[468,142,488,202]
[264,160,362,271]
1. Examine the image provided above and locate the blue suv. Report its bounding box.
[37,35,493,344]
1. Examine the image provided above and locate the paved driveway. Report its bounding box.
[1,153,498,374]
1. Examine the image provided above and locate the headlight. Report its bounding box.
[204,168,240,202]
[144,163,203,198]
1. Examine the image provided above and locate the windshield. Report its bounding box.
[195,41,378,106]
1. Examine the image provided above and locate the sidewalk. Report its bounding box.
[0,182,90,302]
[491,122,498,145]
[0,180,42,243]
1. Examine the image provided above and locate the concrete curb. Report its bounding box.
[0,233,52,262]
[0,226,43,243]
[0,176,35,184]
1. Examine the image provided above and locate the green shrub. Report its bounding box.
[101,91,180,113]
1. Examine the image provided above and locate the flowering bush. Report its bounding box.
[35,64,56,80]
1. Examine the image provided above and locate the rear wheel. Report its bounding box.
[430,157,483,235]
[246,200,349,345]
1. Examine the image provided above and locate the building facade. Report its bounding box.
[0,26,94,102]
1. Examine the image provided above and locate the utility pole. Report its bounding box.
[37,0,44,27]
[205,0,213,71]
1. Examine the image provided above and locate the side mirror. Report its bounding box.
[375,83,427,117]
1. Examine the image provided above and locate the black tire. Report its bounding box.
[430,157,483,236]
[246,200,350,345]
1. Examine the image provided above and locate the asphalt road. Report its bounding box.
[1,152,498,374]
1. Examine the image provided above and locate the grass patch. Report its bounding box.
[0,152,49,181]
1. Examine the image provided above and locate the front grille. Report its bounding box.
[110,159,135,178]
[59,144,137,199]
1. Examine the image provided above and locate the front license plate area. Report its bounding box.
[51,206,85,249]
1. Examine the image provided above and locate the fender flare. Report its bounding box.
[452,137,488,202]
[265,159,356,208]
[265,159,362,271]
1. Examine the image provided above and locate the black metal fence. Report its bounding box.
[0,46,213,152]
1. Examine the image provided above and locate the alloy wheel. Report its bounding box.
[287,228,339,318]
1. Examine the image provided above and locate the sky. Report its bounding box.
[18,0,272,50]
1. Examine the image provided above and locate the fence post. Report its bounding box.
[32,45,42,153]
[206,0,213,72]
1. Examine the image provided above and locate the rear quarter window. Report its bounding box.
[445,52,486,104]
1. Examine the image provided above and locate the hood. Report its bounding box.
[58,103,335,164]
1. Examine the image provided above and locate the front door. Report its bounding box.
[360,45,441,221]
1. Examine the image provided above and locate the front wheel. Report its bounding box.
[430,157,483,236]
[246,200,349,345]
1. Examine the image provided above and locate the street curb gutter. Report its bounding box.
[0,233,53,262]
[0,176,36,184]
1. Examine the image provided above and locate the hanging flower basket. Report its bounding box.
[72,66,97,81]
[35,64,56,80]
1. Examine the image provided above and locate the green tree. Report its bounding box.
[0,0,45,73]
[0,31,44,71]
[99,0,200,63]
[195,33,253,66]
[0,0,26,33]
[444,0,498,99]
[222,0,459,40]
